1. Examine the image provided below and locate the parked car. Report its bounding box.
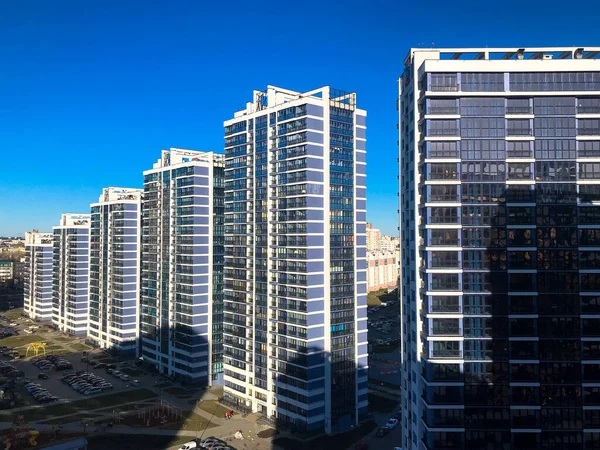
[385,418,398,429]
[37,373,49,380]
[95,363,106,369]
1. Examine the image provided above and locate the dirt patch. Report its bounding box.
[258,428,279,438]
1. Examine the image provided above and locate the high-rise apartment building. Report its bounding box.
[366,222,382,251]
[88,187,143,355]
[23,231,54,321]
[140,149,224,385]
[52,213,91,335]
[366,250,398,293]
[399,47,600,450]
[222,86,368,434]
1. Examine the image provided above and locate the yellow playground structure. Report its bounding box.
[25,342,46,358]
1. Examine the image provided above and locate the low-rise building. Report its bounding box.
[0,260,13,282]
[366,250,398,292]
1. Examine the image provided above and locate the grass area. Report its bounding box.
[161,412,217,431]
[258,428,279,438]
[39,413,102,425]
[2,308,23,320]
[97,402,148,413]
[273,420,377,450]
[0,334,44,348]
[0,388,158,422]
[54,337,73,343]
[367,288,397,307]
[70,343,91,351]
[196,399,230,418]
[368,393,399,413]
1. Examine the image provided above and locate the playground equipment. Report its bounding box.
[25,342,46,358]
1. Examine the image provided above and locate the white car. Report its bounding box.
[386,418,398,429]
[178,442,198,450]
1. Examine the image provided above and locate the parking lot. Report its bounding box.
[367,295,401,387]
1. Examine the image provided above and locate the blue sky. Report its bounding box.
[1,0,599,236]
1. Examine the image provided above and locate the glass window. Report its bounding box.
[427,141,459,158]
[508,163,533,180]
[461,162,506,182]
[428,119,459,136]
[580,163,600,179]
[461,183,505,203]
[429,185,459,202]
[428,229,459,246]
[579,141,600,157]
[462,73,504,92]
[461,139,505,160]
[429,163,458,180]
[507,141,532,158]
[578,97,600,114]
[534,117,576,137]
[535,139,576,159]
[506,98,532,114]
[427,98,458,114]
[535,161,576,181]
[461,117,505,138]
[508,207,535,225]
[534,97,576,115]
[429,73,458,92]
[460,98,504,116]
[507,119,532,137]
[579,119,600,136]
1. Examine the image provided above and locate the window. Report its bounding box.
[428,229,459,246]
[463,205,505,226]
[427,98,458,115]
[462,73,504,92]
[506,98,532,114]
[429,73,458,92]
[507,141,532,158]
[461,162,506,182]
[461,183,505,203]
[431,318,460,335]
[507,119,532,137]
[534,117,576,137]
[429,163,458,180]
[508,207,535,225]
[579,119,600,136]
[429,207,459,224]
[579,141,600,157]
[427,141,458,158]
[429,185,458,202]
[580,185,600,202]
[535,161,576,181]
[430,251,460,268]
[579,207,600,225]
[536,183,577,204]
[508,163,532,180]
[508,228,534,246]
[430,273,460,291]
[461,117,505,138]
[511,72,600,92]
[461,139,505,160]
[460,98,504,116]
[508,251,535,269]
[427,119,459,136]
[580,163,600,179]
[506,185,535,202]
[534,96,576,115]
[578,97,600,114]
[535,139,576,159]
[536,206,577,226]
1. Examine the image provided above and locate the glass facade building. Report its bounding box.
[24,231,54,321]
[222,86,368,434]
[88,187,143,355]
[140,148,224,385]
[52,213,91,335]
[399,47,600,450]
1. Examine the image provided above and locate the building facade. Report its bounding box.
[379,235,400,253]
[23,231,54,320]
[366,222,382,251]
[88,188,143,355]
[222,86,368,434]
[0,260,13,283]
[366,250,398,293]
[52,214,90,335]
[140,149,224,385]
[399,47,600,450]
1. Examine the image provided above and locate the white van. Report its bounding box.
[178,442,198,450]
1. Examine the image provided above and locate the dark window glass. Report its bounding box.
[507,141,532,158]
[462,73,504,92]
[429,73,458,92]
[536,206,577,226]
[461,183,505,203]
[461,117,505,138]
[534,139,576,159]
[508,163,532,180]
[506,98,532,114]
[429,163,458,180]
[577,97,600,114]
[427,141,458,158]
[428,229,459,246]
[579,140,600,157]
[460,98,504,116]
[461,139,505,160]
[579,118,600,136]
[429,185,458,202]
[534,117,576,137]
[507,119,532,137]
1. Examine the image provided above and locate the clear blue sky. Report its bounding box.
[1,0,598,237]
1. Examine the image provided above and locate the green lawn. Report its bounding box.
[0,334,44,348]
[161,412,217,431]
[368,393,399,413]
[39,413,102,425]
[196,399,230,418]
[367,289,397,307]
[70,343,91,352]
[0,388,158,422]
[3,308,23,320]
